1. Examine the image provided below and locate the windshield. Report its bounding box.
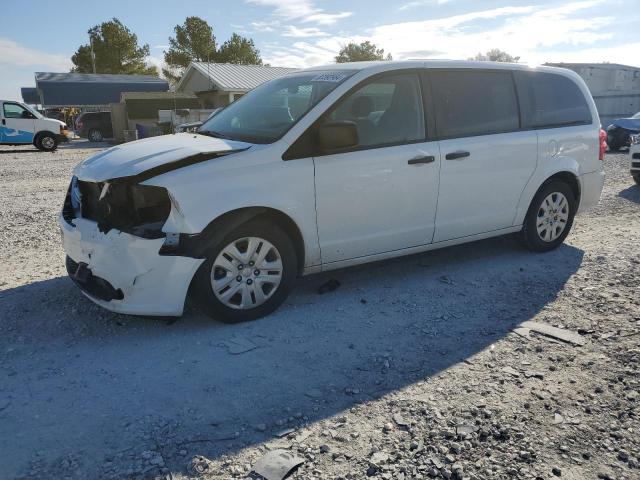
[199,71,355,144]
[24,104,44,119]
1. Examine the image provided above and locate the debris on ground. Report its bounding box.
[221,336,258,354]
[520,320,587,346]
[252,449,304,480]
[317,278,341,294]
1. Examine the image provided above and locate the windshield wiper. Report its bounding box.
[198,130,233,140]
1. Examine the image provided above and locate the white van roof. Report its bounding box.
[300,59,571,75]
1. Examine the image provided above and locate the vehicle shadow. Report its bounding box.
[0,236,584,478]
[0,148,39,154]
[618,184,640,204]
[60,140,111,150]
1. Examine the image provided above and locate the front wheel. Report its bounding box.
[193,220,298,323]
[35,133,58,152]
[520,181,576,252]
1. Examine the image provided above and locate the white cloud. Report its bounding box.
[399,0,456,11]
[282,26,329,38]
[0,38,70,70]
[263,0,630,69]
[247,0,352,26]
[302,12,353,25]
[250,21,279,32]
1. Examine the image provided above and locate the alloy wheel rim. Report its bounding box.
[42,136,55,149]
[211,236,283,310]
[536,192,569,242]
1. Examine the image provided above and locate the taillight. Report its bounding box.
[599,128,607,161]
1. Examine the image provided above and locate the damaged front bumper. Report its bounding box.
[59,215,203,316]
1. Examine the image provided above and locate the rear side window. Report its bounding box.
[515,71,592,128]
[430,70,519,138]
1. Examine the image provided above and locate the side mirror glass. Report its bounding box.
[317,121,359,154]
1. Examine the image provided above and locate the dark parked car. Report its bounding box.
[606,111,640,151]
[75,111,113,142]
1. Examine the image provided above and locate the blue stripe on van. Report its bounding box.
[1,126,34,143]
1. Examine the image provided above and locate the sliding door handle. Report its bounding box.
[445,151,470,160]
[408,155,435,165]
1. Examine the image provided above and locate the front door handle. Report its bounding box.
[445,151,470,160]
[408,155,435,165]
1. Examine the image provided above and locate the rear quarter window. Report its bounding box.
[515,71,592,128]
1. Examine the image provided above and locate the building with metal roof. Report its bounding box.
[21,87,40,105]
[34,72,169,109]
[547,63,640,126]
[175,62,296,108]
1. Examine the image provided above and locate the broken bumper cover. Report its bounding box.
[59,215,204,316]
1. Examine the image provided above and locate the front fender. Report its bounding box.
[146,149,321,267]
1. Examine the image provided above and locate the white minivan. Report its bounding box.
[0,100,69,151]
[60,61,605,323]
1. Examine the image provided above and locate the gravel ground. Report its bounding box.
[0,141,638,480]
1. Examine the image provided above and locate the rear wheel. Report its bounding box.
[88,129,104,142]
[35,132,58,152]
[193,220,298,323]
[520,181,576,252]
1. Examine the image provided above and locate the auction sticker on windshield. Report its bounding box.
[311,72,349,83]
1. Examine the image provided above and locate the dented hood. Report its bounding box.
[73,133,253,183]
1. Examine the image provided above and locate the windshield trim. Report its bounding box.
[198,70,358,145]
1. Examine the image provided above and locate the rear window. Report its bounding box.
[515,71,592,128]
[431,70,519,138]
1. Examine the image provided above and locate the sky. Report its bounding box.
[1,0,639,101]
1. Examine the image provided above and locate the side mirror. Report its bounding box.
[21,111,35,119]
[317,121,359,154]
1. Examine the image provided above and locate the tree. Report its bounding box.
[71,18,158,75]
[470,49,520,63]
[163,16,217,83]
[216,34,263,65]
[335,41,392,63]
[163,18,263,84]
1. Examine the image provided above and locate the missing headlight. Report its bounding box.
[67,178,171,239]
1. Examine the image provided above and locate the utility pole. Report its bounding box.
[90,35,97,74]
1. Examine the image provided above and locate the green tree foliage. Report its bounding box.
[335,41,392,63]
[163,17,263,84]
[216,34,263,65]
[71,18,158,75]
[470,49,520,63]
[162,16,217,83]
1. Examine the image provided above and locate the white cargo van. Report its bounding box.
[60,61,605,322]
[0,100,69,151]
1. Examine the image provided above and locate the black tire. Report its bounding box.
[608,142,620,152]
[193,219,298,323]
[35,132,58,152]
[633,174,640,186]
[520,180,576,252]
[88,129,104,142]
